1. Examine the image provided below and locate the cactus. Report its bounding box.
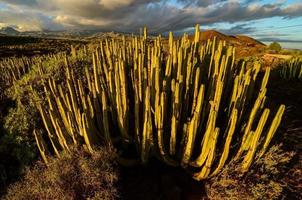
[279,57,302,80]
[34,25,285,180]
[258,104,285,158]
[0,57,36,87]
[33,129,49,164]
[241,109,270,172]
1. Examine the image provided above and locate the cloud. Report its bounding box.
[0,7,63,31]
[0,0,37,6]
[252,33,290,37]
[0,0,302,33]
[217,24,256,35]
[177,0,227,7]
[258,37,302,43]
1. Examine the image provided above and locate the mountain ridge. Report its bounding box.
[0,27,20,35]
[0,26,265,49]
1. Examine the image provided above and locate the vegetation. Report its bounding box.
[0,57,42,194]
[269,42,282,52]
[205,144,295,200]
[0,35,86,58]
[0,25,300,199]
[280,49,302,56]
[4,146,119,200]
[279,57,302,80]
[0,126,36,194]
[30,25,285,181]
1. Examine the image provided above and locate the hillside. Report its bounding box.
[0,27,20,35]
[179,30,265,58]
[200,30,229,41]
[0,35,86,58]
[190,30,266,58]
[235,35,265,46]
[188,30,265,47]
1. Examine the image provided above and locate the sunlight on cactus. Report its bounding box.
[33,25,285,180]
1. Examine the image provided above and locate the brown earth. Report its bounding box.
[186,30,266,58]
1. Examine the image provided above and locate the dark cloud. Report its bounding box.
[177,0,227,7]
[217,24,256,35]
[0,0,301,33]
[196,2,302,24]
[0,8,63,31]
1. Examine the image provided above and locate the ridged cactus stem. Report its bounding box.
[34,129,49,164]
[193,127,219,180]
[258,105,285,158]
[182,84,205,166]
[211,109,238,176]
[242,109,270,172]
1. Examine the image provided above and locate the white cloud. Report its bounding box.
[0,0,301,32]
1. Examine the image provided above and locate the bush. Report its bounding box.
[269,42,282,52]
[4,146,120,200]
[4,103,38,142]
[0,127,36,195]
[205,144,295,200]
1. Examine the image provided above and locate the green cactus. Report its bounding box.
[280,57,302,80]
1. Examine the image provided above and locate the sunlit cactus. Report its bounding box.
[34,25,285,180]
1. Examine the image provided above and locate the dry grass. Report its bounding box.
[3,146,119,200]
[205,144,295,200]
[264,54,293,60]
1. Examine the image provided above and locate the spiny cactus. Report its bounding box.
[34,24,285,180]
[280,57,302,80]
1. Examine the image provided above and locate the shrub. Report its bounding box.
[0,129,36,195]
[4,146,119,200]
[269,42,282,52]
[205,144,295,200]
[4,102,38,142]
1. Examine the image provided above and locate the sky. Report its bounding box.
[0,0,302,49]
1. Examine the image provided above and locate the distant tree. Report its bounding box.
[269,42,282,52]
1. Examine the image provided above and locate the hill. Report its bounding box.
[200,30,229,41]
[187,30,266,58]
[235,35,265,46]
[0,27,20,35]
[188,30,265,48]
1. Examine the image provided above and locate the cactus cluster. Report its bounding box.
[280,57,302,80]
[0,54,66,89]
[34,25,285,180]
[0,57,34,86]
